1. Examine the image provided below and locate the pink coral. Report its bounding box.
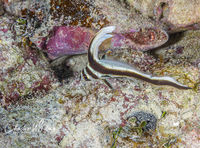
[111,27,168,51]
[46,26,95,59]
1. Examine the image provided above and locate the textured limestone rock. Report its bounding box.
[127,0,200,32]
[127,0,156,17]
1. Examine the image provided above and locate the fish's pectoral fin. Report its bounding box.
[101,75,111,78]
[102,79,114,90]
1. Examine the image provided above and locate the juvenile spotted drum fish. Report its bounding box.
[81,26,191,89]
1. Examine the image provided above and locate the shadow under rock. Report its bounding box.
[50,55,74,82]
[147,31,185,58]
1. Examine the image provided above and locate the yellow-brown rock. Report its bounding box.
[127,0,200,32]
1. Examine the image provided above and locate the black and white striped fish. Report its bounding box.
[81,26,191,89]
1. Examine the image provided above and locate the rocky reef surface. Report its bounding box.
[0,0,200,147]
